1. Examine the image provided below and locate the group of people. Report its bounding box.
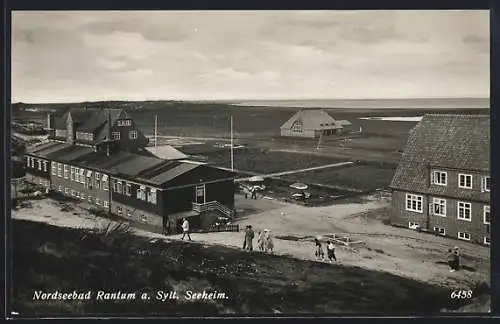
[243,225,274,253]
[447,246,461,272]
[314,237,337,263]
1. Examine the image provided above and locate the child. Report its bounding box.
[327,241,337,263]
[258,231,265,251]
[314,237,325,260]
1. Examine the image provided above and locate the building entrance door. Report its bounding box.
[195,184,206,203]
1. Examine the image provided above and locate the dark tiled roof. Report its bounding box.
[390,114,490,197]
[145,163,199,185]
[44,145,94,162]
[26,142,72,156]
[52,108,128,135]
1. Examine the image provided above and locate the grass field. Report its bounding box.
[200,148,351,173]
[280,165,397,192]
[12,219,479,316]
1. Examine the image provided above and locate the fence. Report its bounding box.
[202,224,240,233]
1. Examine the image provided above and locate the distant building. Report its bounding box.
[389,114,490,246]
[280,109,352,138]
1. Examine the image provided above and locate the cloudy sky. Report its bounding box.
[12,10,489,103]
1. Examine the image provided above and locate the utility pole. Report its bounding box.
[155,114,158,154]
[230,115,234,171]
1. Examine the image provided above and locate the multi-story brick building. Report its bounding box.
[390,114,490,246]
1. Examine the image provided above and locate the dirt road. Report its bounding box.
[12,195,490,290]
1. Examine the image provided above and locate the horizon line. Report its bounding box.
[11,97,491,105]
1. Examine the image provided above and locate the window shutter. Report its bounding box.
[481,177,485,193]
[430,171,435,185]
[429,203,434,215]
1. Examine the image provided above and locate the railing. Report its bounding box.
[204,224,240,233]
[192,201,236,218]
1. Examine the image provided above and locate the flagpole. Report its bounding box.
[230,115,234,171]
[155,114,158,154]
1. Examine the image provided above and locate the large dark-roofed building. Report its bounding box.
[389,114,490,245]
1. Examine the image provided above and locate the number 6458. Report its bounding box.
[450,290,473,299]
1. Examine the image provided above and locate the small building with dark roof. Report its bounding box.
[280,109,352,138]
[389,114,490,245]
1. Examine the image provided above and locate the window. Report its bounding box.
[484,237,491,246]
[150,188,157,204]
[117,206,123,214]
[37,160,42,171]
[433,227,446,236]
[89,133,94,141]
[102,174,109,191]
[431,198,446,217]
[406,194,423,213]
[457,202,472,221]
[125,183,131,196]
[127,209,133,217]
[458,232,471,241]
[129,130,138,139]
[95,172,101,189]
[79,168,85,184]
[26,157,30,167]
[70,166,75,181]
[408,222,420,229]
[432,171,447,186]
[43,161,47,172]
[112,132,121,140]
[57,163,62,177]
[51,162,56,175]
[484,205,490,225]
[75,191,80,198]
[137,185,146,200]
[104,201,109,208]
[458,173,472,189]
[58,185,62,192]
[117,181,123,194]
[63,165,69,179]
[483,176,490,192]
[112,179,118,192]
[291,120,303,133]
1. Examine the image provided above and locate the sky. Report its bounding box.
[12,10,490,103]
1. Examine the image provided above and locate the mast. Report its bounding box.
[154,114,158,154]
[230,114,234,171]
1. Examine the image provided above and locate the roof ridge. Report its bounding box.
[424,113,490,117]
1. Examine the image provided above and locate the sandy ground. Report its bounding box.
[174,194,490,288]
[12,194,490,290]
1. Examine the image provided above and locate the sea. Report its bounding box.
[229,98,490,109]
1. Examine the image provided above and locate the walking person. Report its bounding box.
[257,231,265,251]
[264,229,274,254]
[245,225,255,252]
[452,247,461,271]
[446,248,455,272]
[181,218,192,241]
[326,241,337,263]
[242,225,249,249]
[314,237,325,261]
